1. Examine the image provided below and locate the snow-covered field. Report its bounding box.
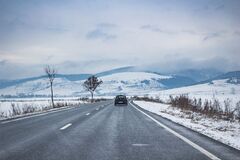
[149,79,240,111]
[0,98,86,119]
[134,101,240,150]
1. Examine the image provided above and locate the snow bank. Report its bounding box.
[134,101,240,150]
[0,98,86,118]
[149,79,240,111]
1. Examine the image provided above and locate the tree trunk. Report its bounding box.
[50,82,54,108]
[91,91,94,103]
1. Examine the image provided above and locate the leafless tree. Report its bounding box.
[44,65,57,108]
[83,75,102,103]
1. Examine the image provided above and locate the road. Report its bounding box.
[0,100,239,160]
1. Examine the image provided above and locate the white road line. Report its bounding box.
[132,143,150,147]
[130,102,221,160]
[60,123,72,130]
[85,113,90,116]
[1,113,49,124]
[1,106,75,124]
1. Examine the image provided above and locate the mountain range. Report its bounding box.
[0,67,239,97]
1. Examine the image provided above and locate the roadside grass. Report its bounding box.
[133,95,240,122]
[0,97,109,119]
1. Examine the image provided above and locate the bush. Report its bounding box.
[134,96,163,103]
[22,104,37,114]
[11,103,21,116]
[235,101,240,121]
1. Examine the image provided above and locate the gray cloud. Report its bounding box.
[86,28,117,40]
[202,32,221,41]
[234,31,240,36]
[86,23,117,40]
[140,25,199,36]
[215,4,225,10]
[97,23,117,29]
[140,25,177,35]
[0,60,7,66]
[0,0,240,79]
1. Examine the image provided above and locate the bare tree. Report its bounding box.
[44,65,57,108]
[83,75,102,103]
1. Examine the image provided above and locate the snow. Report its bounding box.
[134,100,240,150]
[0,72,170,97]
[101,72,171,81]
[158,79,240,96]
[98,72,171,96]
[149,79,240,111]
[0,98,86,118]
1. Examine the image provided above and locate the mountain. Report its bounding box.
[154,72,240,102]
[0,66,135,89]
[0,69,195,97]
[0,76,46,89]
[196,71,240,85]
[174,69,223,82]
[154,71,240,99]
[95,66,136,77]
[0,74,92,89]
[1,67,236,98]
[97,72,172,96]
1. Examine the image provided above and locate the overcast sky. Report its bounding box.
[0,0,240,79]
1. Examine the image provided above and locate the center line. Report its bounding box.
[60,123,72,130]
[85,113,90,116]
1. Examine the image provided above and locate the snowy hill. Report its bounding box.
[152,77,240,108]
[1,68,239,98]
[0,71,173,97]
[174,69,223,82]
[196,71,240,85]
[158,79,240,96]
[98,72,171,96]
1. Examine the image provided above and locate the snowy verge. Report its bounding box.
[134,100,240,150]
[0,99,89,120]
[0,105,77,121]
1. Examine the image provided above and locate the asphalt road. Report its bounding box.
[0,100,239,160]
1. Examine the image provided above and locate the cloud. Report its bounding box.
[215,4,225,10]
[202,32,221,41]
[140,25,198,35]
[86,22,117,40]
[86,28,117,40]
[0,0,240,79]
[140,25,176,35]
[234,31,240,36]
[0,60,7,66]
[97,23,117,29]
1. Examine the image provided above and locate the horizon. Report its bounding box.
[0,0,240,79]
[1,65,239,81]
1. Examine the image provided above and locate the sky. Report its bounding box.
[0,0,240,79]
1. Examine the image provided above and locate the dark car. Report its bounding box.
[114,95,128,106]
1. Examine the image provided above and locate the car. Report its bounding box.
[114,95,128,106]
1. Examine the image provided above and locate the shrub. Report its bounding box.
[11,103,21,116]
[235,101,240,121]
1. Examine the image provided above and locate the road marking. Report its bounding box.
[132,143,150,147]
[130,102,221,160]
[1,106,76,124]
[1,113,49,124]
[85,113,90,116]
[60,123,72,130]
